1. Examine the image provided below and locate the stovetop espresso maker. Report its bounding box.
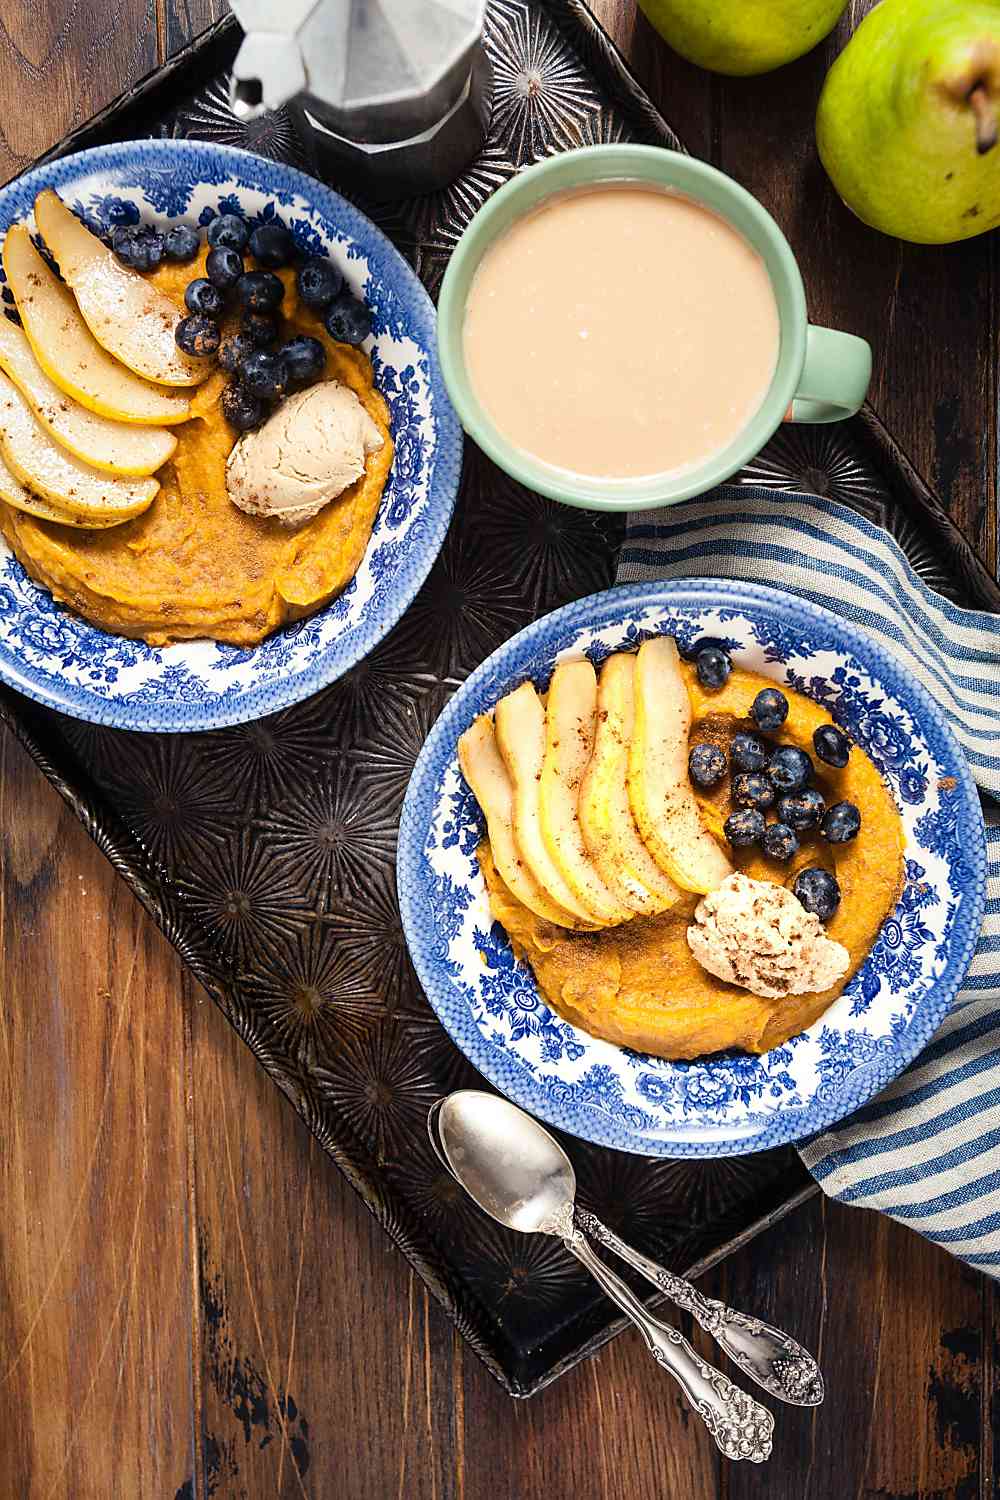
[227,0,491,196]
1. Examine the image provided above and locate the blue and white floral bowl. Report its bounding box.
[0,140,462,731]
[397,579,987,1157]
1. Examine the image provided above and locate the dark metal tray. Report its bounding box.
[7,0,998,1401]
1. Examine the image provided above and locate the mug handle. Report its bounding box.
[789,325,872,423]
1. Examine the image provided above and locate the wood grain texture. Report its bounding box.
[0,733,195,1498]
[0,1,997,1497]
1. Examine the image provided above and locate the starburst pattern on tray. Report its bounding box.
[384,527,534,683]
[160,76,306,168]
[383,1134,469,1235]
[200,695,337,808]
[101,734,233,870]
[466,459,624,611]
[176,831,315,972]
[739,427,890,518]
[320,878,420,1016]
[464,1221,591,1321]
[351,687,455,814]
[488,0,602,160]
[313,1019,444,1162]
[260,762,399,908]
[574,1151,703,1248]
[241,923,389,1069]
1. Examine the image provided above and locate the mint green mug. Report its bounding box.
[437,145,872,512]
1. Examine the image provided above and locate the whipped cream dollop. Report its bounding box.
[226,381,384,527]
[687,871,849,1000]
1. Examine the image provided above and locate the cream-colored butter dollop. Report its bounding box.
[687,871,849,1000]
[226,381,384,527]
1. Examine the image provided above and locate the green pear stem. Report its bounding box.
[968,84,998,155]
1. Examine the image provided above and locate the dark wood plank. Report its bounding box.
[723,1196,987,1499]
[0,0,159,186]
[165,0,227,58]
[0,734,195,1497]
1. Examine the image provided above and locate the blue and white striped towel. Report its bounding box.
[617,487,1000,1276]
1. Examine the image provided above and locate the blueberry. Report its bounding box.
[175,314,220,358]
[236,270,284,313]
[732,771,776,811]
[750,687,789,732]
[730,732,769,773]
[297,255,343,308]
[695,644,731,691]
[205,246,244,290]
[240,349,289,401]
[111,226,140,265]
[792,867,841,922]
[776,787,825,830]
[113,226,164,272]
[280,335,326,389]
[218,332,255,376]
[324,292,372,346]
[111,225,162,273]
[135,229,165,271]
[207,213,249,252]
[821,800,861,844]
[220,381,268,432]
[242,311,280,349]
[762,822,799,862]
[814,723,851,768]
[768,745,813,792]
[249,222,294,268]
[724,808,766,847]
[164,224,200,263]
[184,277,224,317]
[688,743,727,789]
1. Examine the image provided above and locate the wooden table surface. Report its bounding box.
[0,3,996,1497]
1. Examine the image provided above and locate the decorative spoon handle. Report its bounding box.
[575,1208,824,1408]
[563,1228,773,1463]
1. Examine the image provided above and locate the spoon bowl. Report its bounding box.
[435,1090,576,1235]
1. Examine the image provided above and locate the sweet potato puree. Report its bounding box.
[0,251,393,645]
[481,664,905,1059]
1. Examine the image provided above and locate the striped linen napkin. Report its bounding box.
[617,487,1000,1276]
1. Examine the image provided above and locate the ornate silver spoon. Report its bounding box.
[428,1091,774,1463]
[573,1208,823,1407]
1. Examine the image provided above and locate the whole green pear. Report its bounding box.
[637,0,848,76]
[817,0,1000,243]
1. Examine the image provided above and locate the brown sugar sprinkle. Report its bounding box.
[937,776,957,791]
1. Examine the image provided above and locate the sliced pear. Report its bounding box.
[579,652,682,915]
[33,190,208,389]
[539,660,638,924]
[628,636,733,895]
[458,715,585,929]
[494,682,605,927]
[0,372,157,523]
[3,226,190,425]
[0,447,130,528]
[0,315,176,476]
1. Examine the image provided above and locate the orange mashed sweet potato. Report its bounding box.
[481,663,905,1059]
[0,250,393,645]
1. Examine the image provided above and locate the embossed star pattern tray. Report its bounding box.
[7,1,999,1398]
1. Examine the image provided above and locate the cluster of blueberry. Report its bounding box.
[687,642,859,923]
[112,212,372,434]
